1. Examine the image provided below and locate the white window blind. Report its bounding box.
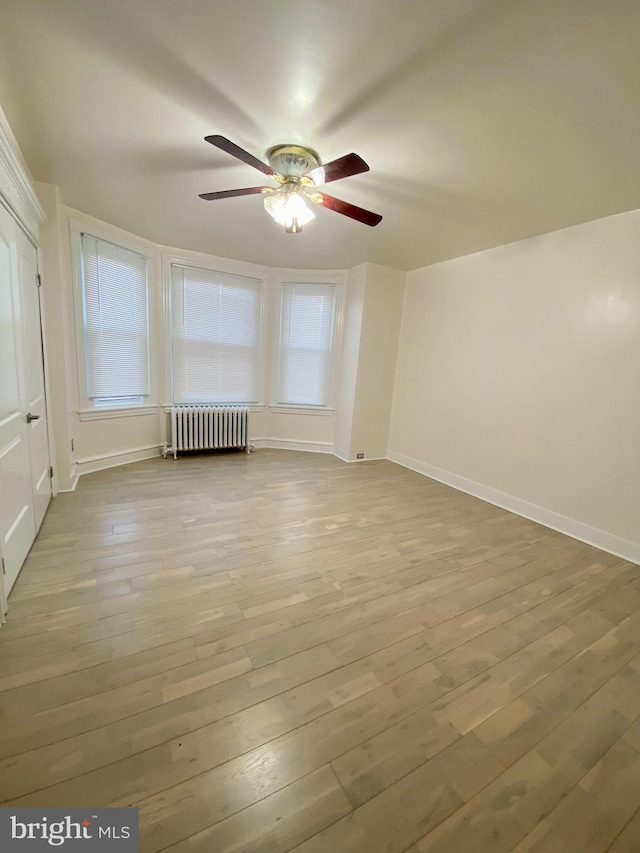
[80,234,150,404]
[170,264,263,404]
[277,282,336,407]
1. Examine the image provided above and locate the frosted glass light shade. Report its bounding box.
[264,191,315,228]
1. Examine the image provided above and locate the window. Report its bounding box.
[170,264,263,404]
[276,282,337,407]
[80,234,150,409]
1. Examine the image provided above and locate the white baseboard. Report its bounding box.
[333,448,388,463]
[387,450,640,566]
[57,465,79,493]
[69,440,331,482]
[75,445,163,477]
[251,437,334,454]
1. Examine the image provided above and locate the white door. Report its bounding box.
[0,203,36,593]
[17,229,51,532]
[0,203,51,598]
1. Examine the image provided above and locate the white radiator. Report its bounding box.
[168,406,249,458]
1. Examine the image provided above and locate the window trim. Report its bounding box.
[162,252,268,407]
[272,273,343,413]
[269,405,335,416]
[70,218,157,419]
[78,404,158,422]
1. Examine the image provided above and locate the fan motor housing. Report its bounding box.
[267,144,320,177]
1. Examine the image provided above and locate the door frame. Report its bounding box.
[36,245,57,498]
[0,106,48,619]
[0,204,54,616]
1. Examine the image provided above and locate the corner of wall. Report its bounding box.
[388,450,640,566]
[348,263,406,460]
[387,209,640,561]
[35,181,75,492]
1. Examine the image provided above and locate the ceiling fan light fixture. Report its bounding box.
[201,136,382,228]
[266,144,320,177]
[263,190,315,232]
[285,218,304,234]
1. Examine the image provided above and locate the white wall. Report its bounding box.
[350,264,405,460]
[35,183,75,490]
[334,264,366,460]
[334,264,405,461]
[389,209,640,561]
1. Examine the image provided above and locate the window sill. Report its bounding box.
[78,405,159,422]
[162,404,265,413]
[269,405,335,416]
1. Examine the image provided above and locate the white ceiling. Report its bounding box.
[1,0,639,271]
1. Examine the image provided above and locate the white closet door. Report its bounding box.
[0,203,36,593]
[17,229,51,532]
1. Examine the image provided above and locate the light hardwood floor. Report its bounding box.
[1,450,640,852]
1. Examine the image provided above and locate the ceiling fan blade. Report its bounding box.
[308,192,382,227]
[304,153,369,186]
[199,186,269,201]
[204,135,280,178]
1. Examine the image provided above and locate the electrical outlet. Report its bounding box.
[356,453,364,459]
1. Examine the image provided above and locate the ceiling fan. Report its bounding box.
[199,135,382,233]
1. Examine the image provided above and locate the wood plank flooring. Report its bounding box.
[1,449,639,852]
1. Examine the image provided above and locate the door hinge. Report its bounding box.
[1,557,5,576]
[49,466,54,479]
[36,272,42,288]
